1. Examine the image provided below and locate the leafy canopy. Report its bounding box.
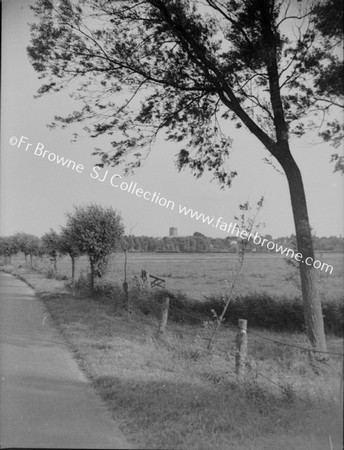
[65,203,124,264]
[307,0,344,171]
[28,0,343,182]
[0,236,19,257]
[59,226,81,258]
[41,229,61,258]
[14,232,41,256]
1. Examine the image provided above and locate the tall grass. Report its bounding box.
[129,289,344,337]
[64,268,344,337]
[202,293,344,337]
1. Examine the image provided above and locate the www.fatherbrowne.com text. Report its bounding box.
[178,205,333,274]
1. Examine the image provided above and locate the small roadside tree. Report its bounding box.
[14,233,30,264]
[26,235,41,267]
[14,232,41,266]
[65,204,124,291]
[59,227,81,281]
[0,236,18,265]
[41,229,61,272]
[207,196,264,349]
[36,239,46,263]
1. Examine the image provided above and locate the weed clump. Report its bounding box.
[93,280,122,302]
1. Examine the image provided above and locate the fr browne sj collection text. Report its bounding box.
[9,135,176,209]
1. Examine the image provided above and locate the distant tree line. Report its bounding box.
[1,229,343,274]
[120,233,344,254]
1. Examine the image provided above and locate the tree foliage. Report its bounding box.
[306,0,344,170]
[28,0,342,176]
[309,0,344,174]
[64,203,124,289]
[41,229,61,271]
[14,232,41,265]
[0,236,19,264]
[310,0,343,99]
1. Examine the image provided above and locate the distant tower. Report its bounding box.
[169,227,178,237]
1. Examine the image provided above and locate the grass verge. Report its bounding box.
[2,264,343,450]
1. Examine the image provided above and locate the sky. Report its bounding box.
[1,0,343,240]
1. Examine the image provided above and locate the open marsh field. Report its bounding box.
[54,252,344,301]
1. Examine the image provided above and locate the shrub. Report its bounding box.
[93,281,122,303]
[69,272,92,297]
[64,204,124,291]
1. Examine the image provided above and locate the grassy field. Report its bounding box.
[36,251,344,301]
[2,262,343,450]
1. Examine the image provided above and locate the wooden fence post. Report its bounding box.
[235,319,248,377]
[123,281,129,311]
[159,297,170,334]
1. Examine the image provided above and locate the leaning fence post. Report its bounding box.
[159,297,170,334]
[235,319,248,377]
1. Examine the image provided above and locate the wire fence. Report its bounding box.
[168,303,340,405]
[168,303,344,357]
[168,301,344,406]
[254,370,311,404]
[247,329,344,357]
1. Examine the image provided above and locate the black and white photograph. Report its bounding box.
[1,0,343,448]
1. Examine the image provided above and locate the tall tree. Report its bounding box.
[27,0,343,352]
[64,203,124,290]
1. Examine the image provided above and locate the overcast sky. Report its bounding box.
[1,0,343,239]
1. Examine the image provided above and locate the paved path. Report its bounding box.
[0,272,133,449]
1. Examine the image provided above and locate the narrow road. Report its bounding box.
[0,272,133,449]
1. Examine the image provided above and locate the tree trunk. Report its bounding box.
[281,155,327,353]
[257,3,327,354]
[90,259,95,292]
[71,256,75,281]
[123,281,129,311]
